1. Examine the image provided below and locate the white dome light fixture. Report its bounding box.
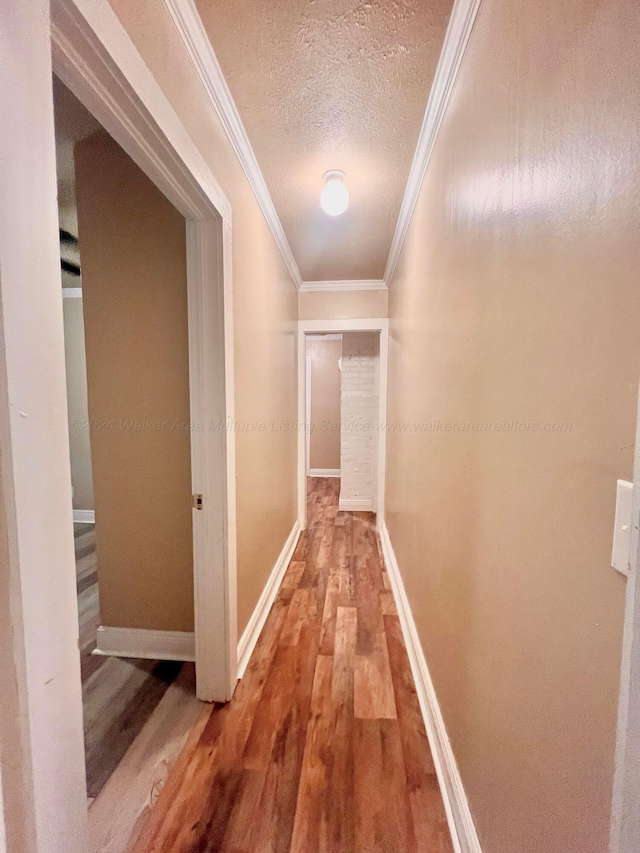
[320,170,349,216]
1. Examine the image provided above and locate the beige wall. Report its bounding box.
[308,338,341,471]
[385,1,640,851]
[75,130,194,632]
[106,0,298,636]
[298,288,388,320]
[62,296,94,512]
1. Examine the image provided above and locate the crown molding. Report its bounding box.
[383,0,482,288]
[164,0,481,294]
[163,0,303,290]
[300,279,387,293]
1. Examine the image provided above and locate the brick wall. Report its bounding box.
[339,332,379,510]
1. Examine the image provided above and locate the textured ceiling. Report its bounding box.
[196,0,453,282]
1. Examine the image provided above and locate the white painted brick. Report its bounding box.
[339,332,379,508]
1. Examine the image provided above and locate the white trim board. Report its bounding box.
[298,318,388,530]
[62,287,82,298]
[300,279,387,292]
[95,627,196,661]
[309,469,341,478]
[163,0,302,290]
[379,521,482,853]
[72,509,95,524]
[383,0,482,288]
[237,520,301,679]
[299,318,389,334]
[338,498,372,512]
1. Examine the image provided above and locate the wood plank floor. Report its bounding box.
[75,525,183,800]
[89,665,208,853]
[130,478,454,853]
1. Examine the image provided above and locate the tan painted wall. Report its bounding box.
[62,296,94,512]
[75,130,194,632]
[106,0,298,636]
[385,1,640,851]
[308,338,341,471]
[298,288,388,320]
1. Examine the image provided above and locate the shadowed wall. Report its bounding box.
[62,295,94,513]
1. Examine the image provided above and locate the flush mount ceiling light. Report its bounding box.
[320,170,349,216]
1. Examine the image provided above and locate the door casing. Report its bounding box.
[0,0,237,850]
[297,318,389,530]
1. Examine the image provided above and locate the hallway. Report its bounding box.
[5,1,639,849]
[131,478,453,852]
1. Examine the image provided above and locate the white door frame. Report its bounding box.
[610,389,640,853]
[0,1,236,851]
[297,318,389,529]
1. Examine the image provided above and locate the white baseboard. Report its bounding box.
[237,518,301,679]
[308,468,341,478]
[94,627,195,662]
[338,498,373,512]
[95,519,302,677]
[379,521,482,853]
[73,509,95,524]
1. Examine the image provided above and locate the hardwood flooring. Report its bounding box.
[76,524,103,684]
[130,477,454,853]
[89,665,208,853]
[74,525,206,853]
[76,525,182,800]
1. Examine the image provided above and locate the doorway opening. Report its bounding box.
[51,11,238,707]
[54,73,208,840]
[298,319,389,530]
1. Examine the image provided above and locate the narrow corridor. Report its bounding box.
[131,478,453,852]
